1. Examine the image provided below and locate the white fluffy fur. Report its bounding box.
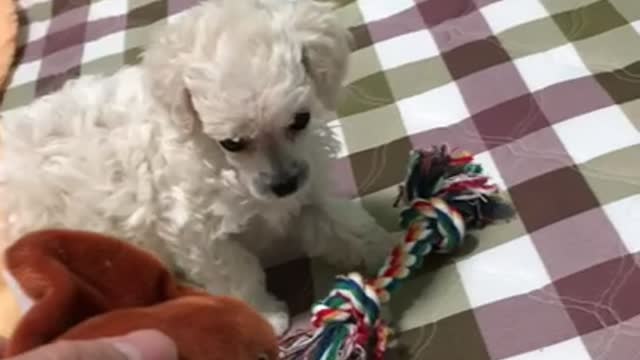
[0,0,393,334]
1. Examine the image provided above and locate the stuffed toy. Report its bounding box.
[1,229,278,360]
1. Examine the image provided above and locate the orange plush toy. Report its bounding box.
[1,229,278,360]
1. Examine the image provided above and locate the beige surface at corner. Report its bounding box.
[0,0,17,88]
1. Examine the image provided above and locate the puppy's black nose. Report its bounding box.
[271,176,299,197]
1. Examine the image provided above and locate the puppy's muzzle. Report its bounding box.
[268,162,309,198]
[271,175,300,197]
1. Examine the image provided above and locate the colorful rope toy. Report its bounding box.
[279,145,512,360]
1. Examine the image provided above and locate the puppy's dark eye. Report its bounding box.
[219,138,248,152]
[289,112,310,131]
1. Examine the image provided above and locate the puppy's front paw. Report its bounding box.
[361,224,398,274]
[252,293,290,336]
[262,309,290,336]
[331,210,397,273]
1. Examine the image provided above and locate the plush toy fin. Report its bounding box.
[2,269,33,314]
[0,269,23,337]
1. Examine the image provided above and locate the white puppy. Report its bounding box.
[0,0,392,334]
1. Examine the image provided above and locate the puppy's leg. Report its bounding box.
[297,199,396,273]
[174,238,289,335]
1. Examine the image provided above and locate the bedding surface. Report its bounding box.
[1,0,640,358]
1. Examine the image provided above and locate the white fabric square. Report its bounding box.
[472,151,507,190]
[481,0,548,34]
[633,21,640,34]
[357,0,415,22]
[554,106,640,164]
[168,12,186,24]
[504,337,591,360]
[457,235,551,307]
[88,0,128,21]
[397,83,470,135]
[9,60,41,87]
[82,32,126,64]
[327,120,349,158]
[604,195,640,253]
[514,43,591,92]
[25,19,50,43]
[374,30,439,69]
[18,0,49,7]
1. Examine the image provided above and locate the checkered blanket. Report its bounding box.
[2,0,640,359]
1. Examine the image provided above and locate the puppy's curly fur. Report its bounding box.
[0,0,393,334]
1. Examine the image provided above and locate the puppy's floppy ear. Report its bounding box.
[175,87,199,135]
[142,16,205,136]
[291,0,353,110]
